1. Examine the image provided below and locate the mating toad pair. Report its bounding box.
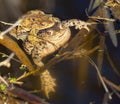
[9,10,90,67]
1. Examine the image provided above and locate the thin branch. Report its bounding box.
[0,35,35,71]
[82,54,112,99]
[7,85,49,104]
[0,20,13,26]
[103,77,120,92]
[88,16,115,22]
[0,52,21,64]
[0,76,9,87]
[0,76,49,104]
[0,19,22,39]
[110,87,120,98]
[116,0,120,4]
[0,53,14,68]
[97,36,105,71]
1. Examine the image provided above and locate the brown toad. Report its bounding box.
[10,10,90,67]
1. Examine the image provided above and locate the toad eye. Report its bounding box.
[37,29,46,35]
[46,30,53,35]
[37,29,53,36]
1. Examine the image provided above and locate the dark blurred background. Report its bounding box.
[0,0,120,104]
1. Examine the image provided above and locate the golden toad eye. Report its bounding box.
[37,29,45,35]
[37,29,53,36]
[46,30,53,35]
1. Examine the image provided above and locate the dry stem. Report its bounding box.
[0,53,14,67]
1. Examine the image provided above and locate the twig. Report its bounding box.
[0,76,49,104]
[0,20,13,26]
[0,52,21,63]
[103,77,120,91]
[0,53,14,67]
[103,77,120,99]
[0,19,22,39]
[88,16,115,22]
[0,35,35,71]
[110,87,120,98]
[82,54,112,99]
[7,85,49,104]
[116,0,120,4]
[0,76,9,87]
[97,36,105,85]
